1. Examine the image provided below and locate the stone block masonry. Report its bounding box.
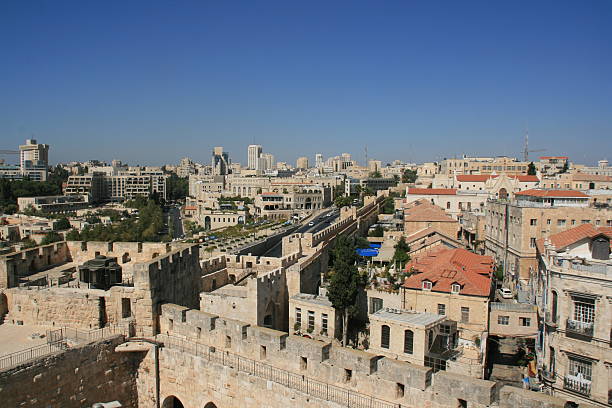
[0,336,139,408]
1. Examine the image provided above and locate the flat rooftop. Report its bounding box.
[290,293,333,307]
[371,309,445,328]
[0,324,53,357]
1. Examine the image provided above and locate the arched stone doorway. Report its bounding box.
[204,216,211,230]
[162,396,185,408]
[204,403,218,408]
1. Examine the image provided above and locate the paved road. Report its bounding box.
[168,206,184,239]
[261,209,340,257]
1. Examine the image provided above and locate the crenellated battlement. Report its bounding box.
[155,303,572,408]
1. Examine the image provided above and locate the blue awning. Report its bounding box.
[356,248,379,257]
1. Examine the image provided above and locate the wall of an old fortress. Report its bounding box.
[0,336,138,408]
[132,245,203,336]
[0,242,70,289]
[152,304,584,408]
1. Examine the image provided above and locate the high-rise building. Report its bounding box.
[259,153,275,171]
[212,147,230,175]
[19,139,49,181]
[296,157,309,169]
[248,145,262,170]
[315,153,323,168]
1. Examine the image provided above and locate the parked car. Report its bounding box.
[498,288,513,299]
[308,221,315,227]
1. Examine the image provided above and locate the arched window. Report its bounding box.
[381,325,390,349]
[404,330,413,354]
[551,291,558,323]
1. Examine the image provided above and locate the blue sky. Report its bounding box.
[1,1,611,166]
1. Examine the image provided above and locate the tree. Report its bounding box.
[401,169,418,184]
[527,162,537,175]
[54,217,71,230]
[327,236,362,346]
[21,237,37,248]
[66,229,81,241]
[391,237,411,270]
[381,196,395,214]
[41,231,63,245]
[166,174,189,201]
[369,171,382,178]
[334,196,352,208]
[369,225,384,237]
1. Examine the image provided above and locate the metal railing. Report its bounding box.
[157,334,402,408]
[0,340,67,371]
[566,319,594,337]
[0,325,132,372]
[564,375,591,396]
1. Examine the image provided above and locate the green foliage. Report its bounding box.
[21,238,37,248]
[527,162,537,175]
[66,229,81,241]
[368,225,384,237]
[54,217,71,230]
[220,196,253,205]
[334,196,352,208]
[71,199,165,242]
[494,264,504,281]
[381,196,395,214]
[369,171,382,178]
[391,237,411,270]
[166,174,189,201]
[354,236,371,249]
[327,236,363,345]
[401,169,418,184]
[0,175,64,214]
[41,231,63,245]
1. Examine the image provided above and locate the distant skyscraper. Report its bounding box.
[296,157,309,169]
[212,147,230,175]
[248,145,262,170]
[259,153,275,171]
[315,153,323,168]
[19,139,49,181]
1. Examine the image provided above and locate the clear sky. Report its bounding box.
[1,0,611,166]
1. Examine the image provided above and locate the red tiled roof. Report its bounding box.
[183,206,197,211]
[456,175,491,182]
[516,189,589,198]
[403,227,461,246]
[538,224,612,252]
[456,174,539,182]
[407,188,457,195]
[402,248,494,297]
[404,206,456,223]
[540,156,568,160]
[512,175,540,182]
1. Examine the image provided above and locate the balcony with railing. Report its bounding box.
[552,257,612,277]
[566,319,594,337]
[544,311,557,328]
[564,375,591,396]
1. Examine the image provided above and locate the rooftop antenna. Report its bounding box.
[523,127,529,162]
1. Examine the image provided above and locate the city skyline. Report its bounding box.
[1,1,611,166]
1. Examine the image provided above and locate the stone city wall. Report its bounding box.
[3,287,103,329]
[132,245,203,336]
[0,242,71,289]
[153,304,579,408]
[0,336,138,408]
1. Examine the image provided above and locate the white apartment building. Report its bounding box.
[248,145,262,170]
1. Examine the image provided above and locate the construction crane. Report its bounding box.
[522,132,545,162]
